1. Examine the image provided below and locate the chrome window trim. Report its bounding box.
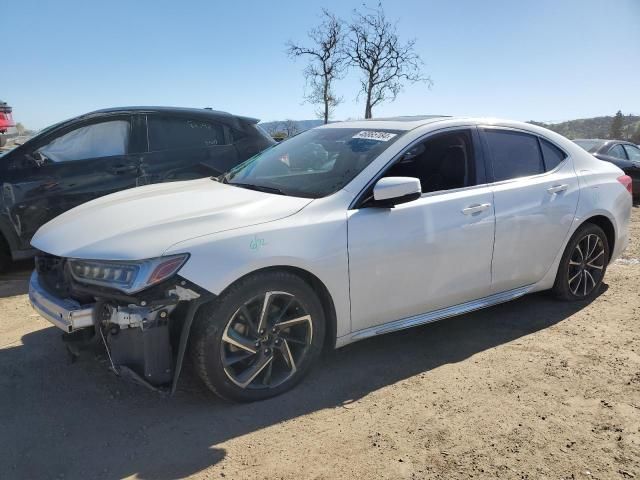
[348,124,480,210]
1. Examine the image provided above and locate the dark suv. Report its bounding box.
[0,106,274,267]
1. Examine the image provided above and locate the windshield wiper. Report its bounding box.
[230,182,286,195]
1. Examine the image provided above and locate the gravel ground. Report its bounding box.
[0,207,638,480]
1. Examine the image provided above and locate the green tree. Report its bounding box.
[631,124,640,145]
[609,110,624,139]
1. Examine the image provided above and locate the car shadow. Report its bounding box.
[0,286,605,479]
[0,260,32,297]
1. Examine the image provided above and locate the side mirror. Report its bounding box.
[25,151,47,167]
[372,177,422,207]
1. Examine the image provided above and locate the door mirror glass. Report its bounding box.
[372,177,422,206]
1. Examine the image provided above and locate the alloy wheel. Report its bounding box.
[567,233,606,297]
[220,291,313,389]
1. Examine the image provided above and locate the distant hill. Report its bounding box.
[529,114,640,140]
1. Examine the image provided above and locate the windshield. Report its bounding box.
[573,139,604,153]
[224,127,403,198]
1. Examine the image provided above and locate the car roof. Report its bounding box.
[317,116,548,133]
[317,115,450,131]
[81,106,260,125]
[574,138,635,146]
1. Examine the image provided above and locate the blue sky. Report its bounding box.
[3,0,639,129]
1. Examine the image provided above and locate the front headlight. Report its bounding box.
[68,254,189,294]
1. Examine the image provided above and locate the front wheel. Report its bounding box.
[553,223,609,301]
[191,271,325,402]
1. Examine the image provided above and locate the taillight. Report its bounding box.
[617,175,632,195]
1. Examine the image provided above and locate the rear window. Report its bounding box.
[623,144,640,162]
[540,138,567,171]
[484,129,544,181]
[148,116,227,151]
[608,144,627,160]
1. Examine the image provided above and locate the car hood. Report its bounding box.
[31,178,313,260]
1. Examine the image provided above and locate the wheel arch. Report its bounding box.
[217,265,338,351]
[534,210,620,293]
[581,214,616,262]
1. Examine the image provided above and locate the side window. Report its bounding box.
[623,144,640,162]
[37,120,129,163]
[608,144,627,159]
[148,116,227,151]
[540,138,567,171]
[383,129,476,193]
[484,130,544,181]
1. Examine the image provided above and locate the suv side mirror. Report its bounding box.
[372,177,422,207]
[24,151,47,167]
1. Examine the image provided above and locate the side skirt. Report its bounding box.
[342,284,534,345]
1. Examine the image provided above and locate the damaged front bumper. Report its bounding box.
[29,271,94,333]
[28,264,213,392]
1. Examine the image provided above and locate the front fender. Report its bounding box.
[164,209,352,338]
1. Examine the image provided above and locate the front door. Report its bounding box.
[347,128,496,332]
[2,117,139,247]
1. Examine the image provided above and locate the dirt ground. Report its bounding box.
[1,208,639,480]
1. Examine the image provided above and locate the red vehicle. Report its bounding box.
[0,100,16,147]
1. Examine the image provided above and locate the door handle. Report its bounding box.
[108,164,138,175]
[461,203,491,215]
[547,184,568,194]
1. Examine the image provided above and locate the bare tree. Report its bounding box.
[283,119,299,137]
[347,4,431,119]
[287,9,347,124]
[262,123,280,136]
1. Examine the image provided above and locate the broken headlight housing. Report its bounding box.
[67,254,189,294]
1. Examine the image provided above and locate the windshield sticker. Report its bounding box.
[352,131,397,142]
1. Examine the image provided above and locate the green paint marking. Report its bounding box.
[250,236,267,251]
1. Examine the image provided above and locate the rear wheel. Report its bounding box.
[191,271,325,402]
[0,135,6,148]
[553,223,609,301]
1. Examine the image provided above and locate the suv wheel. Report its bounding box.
[191,271,325,402]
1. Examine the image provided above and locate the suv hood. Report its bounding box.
[31,178,313,260]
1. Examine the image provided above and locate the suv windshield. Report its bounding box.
[223,127,404,198]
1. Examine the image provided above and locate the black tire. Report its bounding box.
[553,223,609,301]
[0,135,6,148]
[0,234,11,272]
[190,270,325,402]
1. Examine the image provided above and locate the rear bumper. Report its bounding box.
[28,271,95,333]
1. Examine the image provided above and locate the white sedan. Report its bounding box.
[29,116,632,401]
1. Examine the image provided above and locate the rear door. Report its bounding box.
[139,114,238,184]
[2,116,139,247]
[482,127,579,293]
[622,144,640,193]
